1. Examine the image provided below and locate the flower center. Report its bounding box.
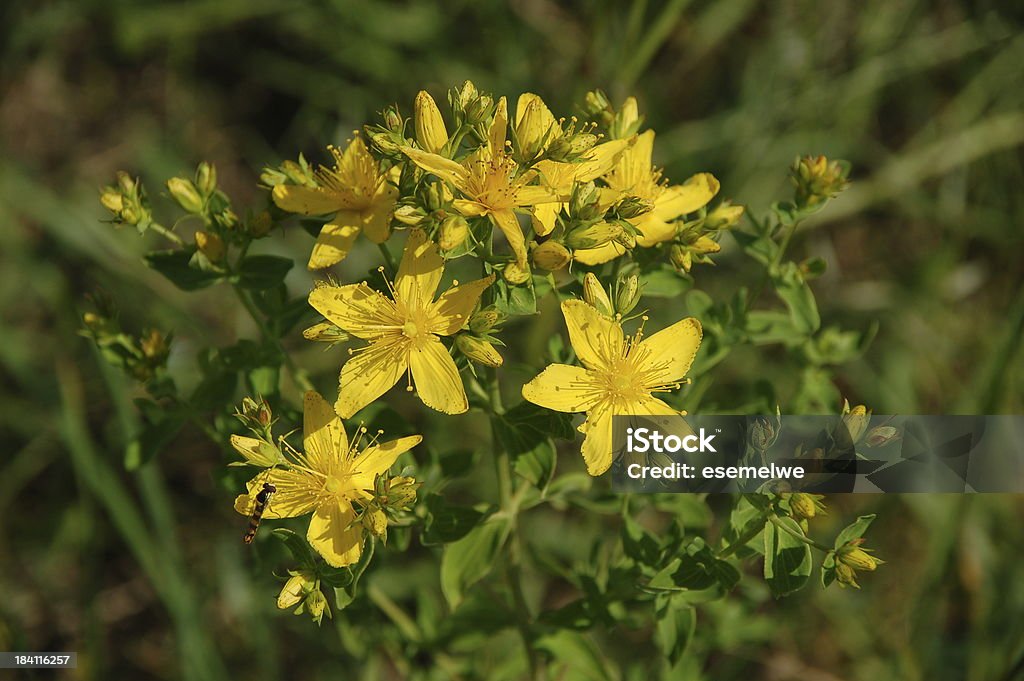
[324,475,347,496]
[402,321,420,338]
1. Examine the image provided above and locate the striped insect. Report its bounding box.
[243,482,277,544]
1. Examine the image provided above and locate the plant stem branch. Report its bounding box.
[768,515,833,553]
[232,284,314,393]
[150,221,185,246]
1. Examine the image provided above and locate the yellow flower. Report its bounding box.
[401,97,558,267]
[308,229,494,417]
[234,391,421,567]
[522,301,702,475]
[574,130,720,265]
[272,137,397,269]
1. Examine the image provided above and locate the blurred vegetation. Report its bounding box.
[1,0,1023,679]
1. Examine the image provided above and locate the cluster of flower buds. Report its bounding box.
[260,153,319,188]
[80,297,171,383]
[358,474,421,543]
[581,272,643,318]
[100,171,154,233]
[230,396,285,468]
[454,306,506,368]
[277,570,331,624]
[785,492,827,522]
[834,538,885,588]
[791,155,850,210]
[167,162,238,230]
[582,89,643,140]
[748,411,782,452]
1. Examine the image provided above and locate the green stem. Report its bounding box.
[716,510,770,559]
[232,284,314,393]
[745,219,801,313]
[486,369,543,681]
[768,515,832,553]
[377,242,398,272]
[150,221,185,246]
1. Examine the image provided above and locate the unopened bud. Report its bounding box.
[362,508,388,538]
[565,221,622,250]
[393,204,427,226]
[704,200,744,230]
[582,273,614,317]
[568,182,603,221]
[302,321,349,344]
[837,540,884,572]
[438,216,469,252]
[195,162,217,197]
[455,334,503,367]
[230,435,282,467]
[382,105,404,133]
[277,571,316,610]
[139,329,169,362]
[615,196,653,219]
[100,187,123,213]
[195,231,225,262]
[788,492,825,521]
[532,240,571,271]
[469,308,504,333]
[167,177,205,214]
[614,273,642,315]
[503,261,531,285]
[386,476,419,508]
[791,155,849,210]
[415,91,448,155]
[840,401,872,444]
[864,425,901,448]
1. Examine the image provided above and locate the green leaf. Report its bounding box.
[271,528,316,565]
[513,440,556,489]
[247,365,279,396]
[640,267,692,298]
[763,517,812,596]
[422,494,491,545]
[833,514,876,549]
[145,249,224,291]
[730,229,779,266]
[496,401,573,490]
[493,278,537,316]
[773,262,820,334]
[237,255,294,291]
[621,513,661,567]
[124,408,186,469]
[536,630,618,681]
[655,594,696,666]
[334,539,374,611]
[440,517,509,610]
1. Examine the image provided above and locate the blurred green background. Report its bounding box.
[1,0,1023,679]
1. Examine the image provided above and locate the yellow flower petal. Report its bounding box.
[634,214,677,247]
[408,338,468,414]
[309,283,400,339]
[303,390,348,473]
[576,138,633,182]
[429,275,495,336]
[307,500,363,567]
[308,219,360,269]
[360,205,393,244]
[452,199,489,217]
[633,317,702,386]
[514,185,559,208]
[572,240,626,266]
[522,363,599,413]
[530,201,560,237]
[561,299,624,370]
[349,435,423,494]
[395,228,444,308]
[402,146,469,188]
[235,468,319,519]
[336,340,409,418]
[653,173,720,221]
[272,184,346,216]
[415,90,449,155]
[580,407,614,476]
[633,394,685,417]
[490,208,529,267]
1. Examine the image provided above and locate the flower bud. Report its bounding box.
[167,177,205,214]
[455,334,503,367]
[532,240,571,271]
[670,237,720,273]
[865,425,901,448]
[139,329,169,362]
[704,200,744,230]
[438,215,469,252]
[386,476,419,509]
[749,415,780,451]
[248,211,272,238]
[546,132,598,163]
[195,162,217,197]
[614,273,642,315]
[788,492,825,521]
[415,91,449,155]
[582,90,612,119]
[303,321,349,345]
[791,155,849,210]
[194,231,225,263]
[583,273,614,317]
[839,544,883,572]
[615,196,653,219]
[834,561,859,589]
[305,586,329,623]
[277,571,316,610]
[362,508,389,539]
[382,105,404,133]
[393,204,427,226]
[565,221,622,250]
[469,307,504,333]
[503,261,531,285]
[568,181,603,222]
[840,401,871,444]
[230,435,282,467]
[100,187,124,213]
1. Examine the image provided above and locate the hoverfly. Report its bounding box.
[243,482,277,544]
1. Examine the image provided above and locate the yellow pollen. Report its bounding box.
[402,321,419,338]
